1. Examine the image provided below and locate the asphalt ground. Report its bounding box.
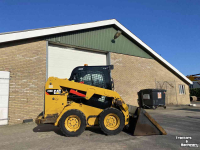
[0,105,200,150]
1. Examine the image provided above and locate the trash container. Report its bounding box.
[138,89,166,109]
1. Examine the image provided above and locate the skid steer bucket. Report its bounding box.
[128,106,167,136]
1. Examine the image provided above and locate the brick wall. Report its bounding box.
[111,53,190,106]
[0,40,190,125]
[0,40,46,125]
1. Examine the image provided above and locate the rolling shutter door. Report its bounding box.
[48,45,107,79]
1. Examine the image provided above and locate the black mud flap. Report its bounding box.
[128,108,167,136]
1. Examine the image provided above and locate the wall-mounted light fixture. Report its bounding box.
[114,30,122,39]
[112,30,122,43]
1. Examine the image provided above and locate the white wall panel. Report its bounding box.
[48,45,107,79]
[0,71,10,125]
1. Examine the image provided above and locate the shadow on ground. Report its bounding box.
[33,124,106,136]
[186,116,200,120]
[85,126,104,135]
[176,108,200,112]
[33,124,131,136]
[33,124,65,136]
[85,126,132,135]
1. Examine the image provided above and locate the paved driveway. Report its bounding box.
[0,106,200,150]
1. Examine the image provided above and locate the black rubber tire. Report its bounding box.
[99,108,125,135]
[59,109,86,137]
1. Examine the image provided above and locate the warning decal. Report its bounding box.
[157,92,162,99]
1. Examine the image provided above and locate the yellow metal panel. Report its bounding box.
[87,117,98,126]
[187,76,200,81]
[121,107,129,126]
[85,88,95,100]
[54,103,103,126]
[44,94,67,117]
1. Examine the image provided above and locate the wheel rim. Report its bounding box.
[104,113,120,130]
[65,115,81,132]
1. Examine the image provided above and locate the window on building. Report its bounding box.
[179,85,185,95]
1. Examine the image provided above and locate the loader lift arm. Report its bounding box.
[47,77,129,111]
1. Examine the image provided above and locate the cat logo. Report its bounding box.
[46,89,62,95]
[54,90,61,94]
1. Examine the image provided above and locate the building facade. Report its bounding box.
[0,19,191,125]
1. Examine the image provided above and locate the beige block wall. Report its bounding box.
[111,53,190,106]
[0,40,46,125]
[0,40,190,125]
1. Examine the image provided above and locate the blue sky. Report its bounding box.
[0,0,199,76]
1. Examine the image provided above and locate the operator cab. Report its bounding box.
[69,65,114,90]
[68,65,114,109]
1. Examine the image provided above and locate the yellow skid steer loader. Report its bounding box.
[36,65,166,137]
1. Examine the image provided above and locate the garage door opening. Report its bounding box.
[48,45,108,79]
